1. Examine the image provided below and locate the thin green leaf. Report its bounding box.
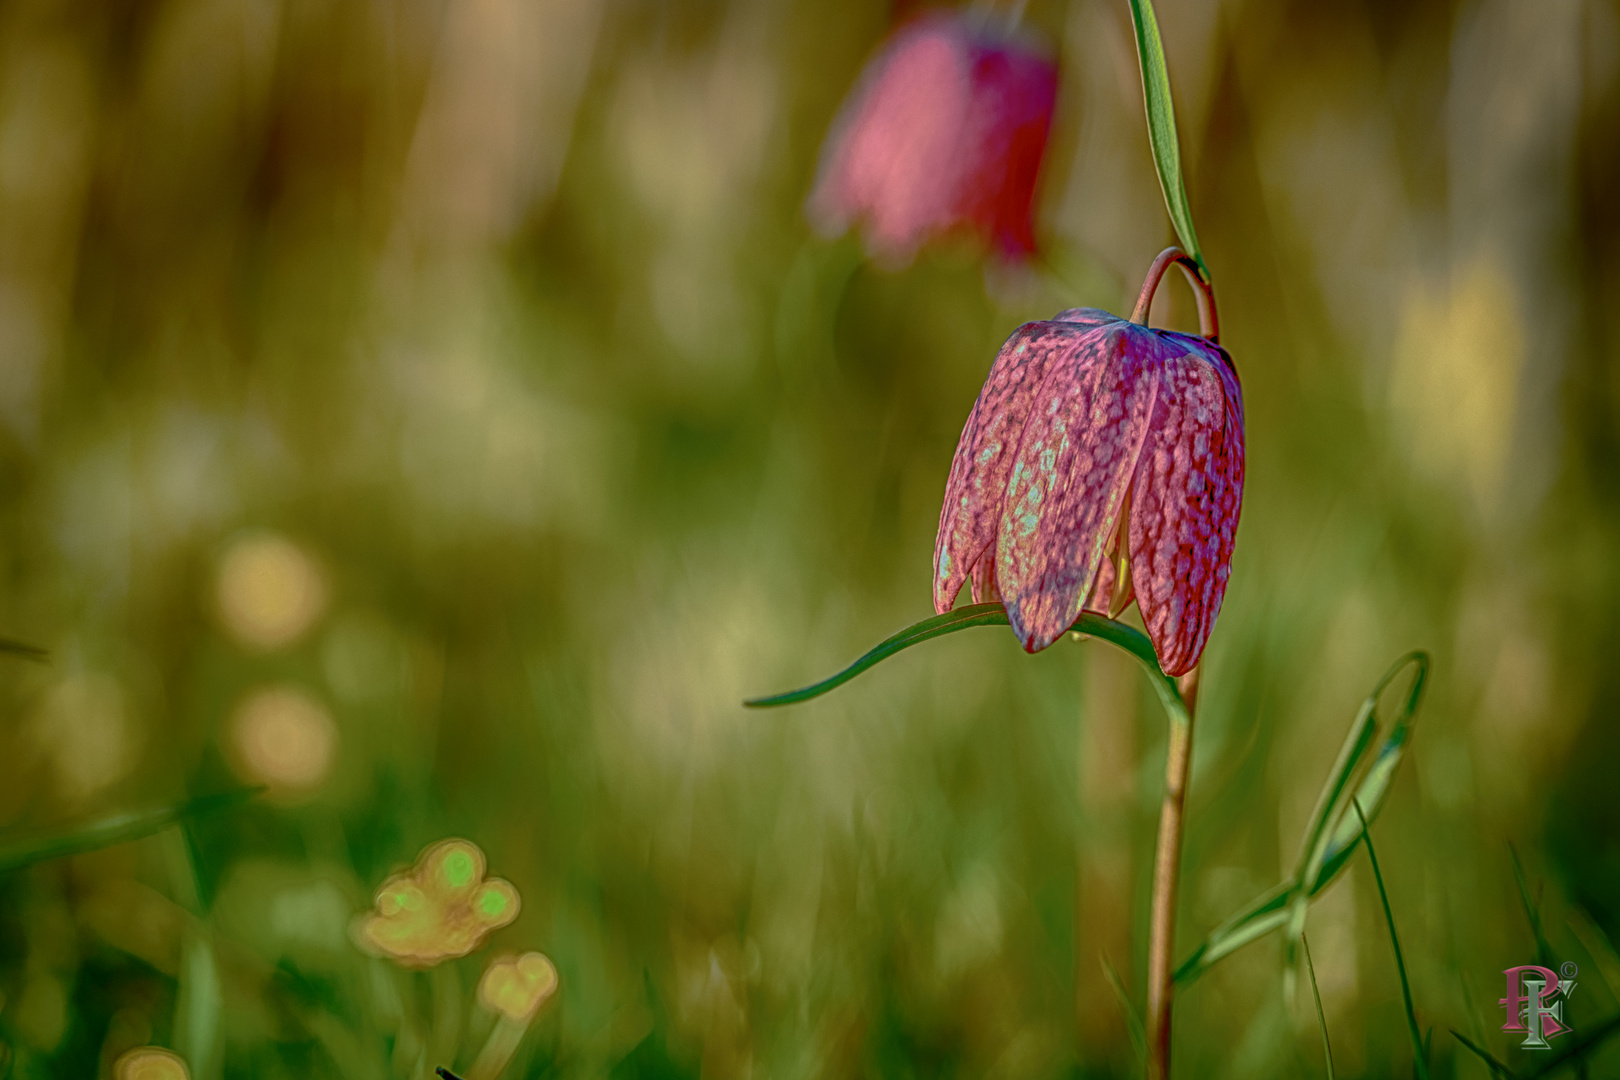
[1176,652,1430,985]
[1174,880,1292,984]
[0,637,47,661]
[1567,908,1620,999]
[746,605,1185,728]
[1294,697,1377,891]
[1519,1012,1620,1079]
[1101,954,1147,1065]
[1310,653,1430,895]
[1451,1030,1519,1080]
[1303,933,1336,1080]
[1354,798,1429,1080]
[1510,843,1556,970]
[1125,0,1205,272]
[0,788,262,874]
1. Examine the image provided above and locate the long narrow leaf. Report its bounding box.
[745,605,1185,727]
[1354,798,1429,1080]
[1452,1030,1518,1079]
[0,637,47,661]
[1101,954,1147,1065]
[1174,880,1292,984]
[1510,844,1555,969]
[1303,934,1336,1080]
[0,788,262,874]
[1520,1012,1620,1079]
[1177,652,1431,984]
[744,604,1011,707]
[1294,698,1377,890]
[1125,0,1205,272]
[1310,653,1430,894]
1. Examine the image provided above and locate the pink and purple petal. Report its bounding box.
[1127,336,1245,676]
[953,38,1058,256]
[807,17,973,261]
[933,320,1072,612]
[994,322,1161,652]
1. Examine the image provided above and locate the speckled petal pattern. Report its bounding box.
[934,321,1065,611]
[994,321,1161,653]
[1127,335,1245,676]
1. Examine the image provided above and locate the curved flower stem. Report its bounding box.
[1146,665,1200,1080]
[1130,246,1219,344]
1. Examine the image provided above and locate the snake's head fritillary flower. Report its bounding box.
[933,250,1244,676]
[353,838,520,966]
[808,13,1057,263]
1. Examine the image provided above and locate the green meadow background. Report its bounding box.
[0,0,1615,1076]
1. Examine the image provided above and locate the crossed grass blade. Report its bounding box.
[1451,1029,1518,1079]
[1354,797,1430,1080]
[1458,1013,1620,1080]
[1303,933,1336,1080]
[1101,954,1148,1067]
[1510,843,1556,969]
[1309,654,1429,893]
[0,787,262,875]
[1176,653,1430,985]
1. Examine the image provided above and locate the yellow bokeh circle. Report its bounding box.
[217,533,327,649]
[479,951,559,1021]
[230,684,338,793]
[114,1047,189,1080]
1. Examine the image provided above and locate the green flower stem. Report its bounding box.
[1146,666,1198,1080]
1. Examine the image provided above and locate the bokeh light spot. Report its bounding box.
[478,951,559,1022]
[114,1047,190,1080]
[228,684,338,795]
[216,533,327,650]
[353,838,519,967]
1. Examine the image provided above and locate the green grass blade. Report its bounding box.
[1125,0,1205,272]
[1101,954,1147,1065]
[1310,653,1430,895]
[746,605,1185,727]
[1354,798,1429,1080]
[1303,933,1336,1080]
[1510,844,1556,969]
[1293,696,1378,893]
[1567,908,1620,998]
[0,637,47,661]
[1520,1012,1620,1079]
[1451,1030,1519,1079]
[1174,880,1293,984]
[0,788,262,874]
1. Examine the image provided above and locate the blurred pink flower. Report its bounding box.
[808,13,1057,263]
[933,270,1244,675]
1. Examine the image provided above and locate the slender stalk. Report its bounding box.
[1130,246,1219,344]
[1146,666,1200,1080]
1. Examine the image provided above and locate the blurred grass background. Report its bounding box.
[0,0,1616,1076]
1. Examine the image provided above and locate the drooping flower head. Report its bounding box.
[808,12,1057,263]
[354,838,520,966]
[934,249,1243,676]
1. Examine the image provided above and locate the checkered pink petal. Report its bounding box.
[1127,335,1245,676]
